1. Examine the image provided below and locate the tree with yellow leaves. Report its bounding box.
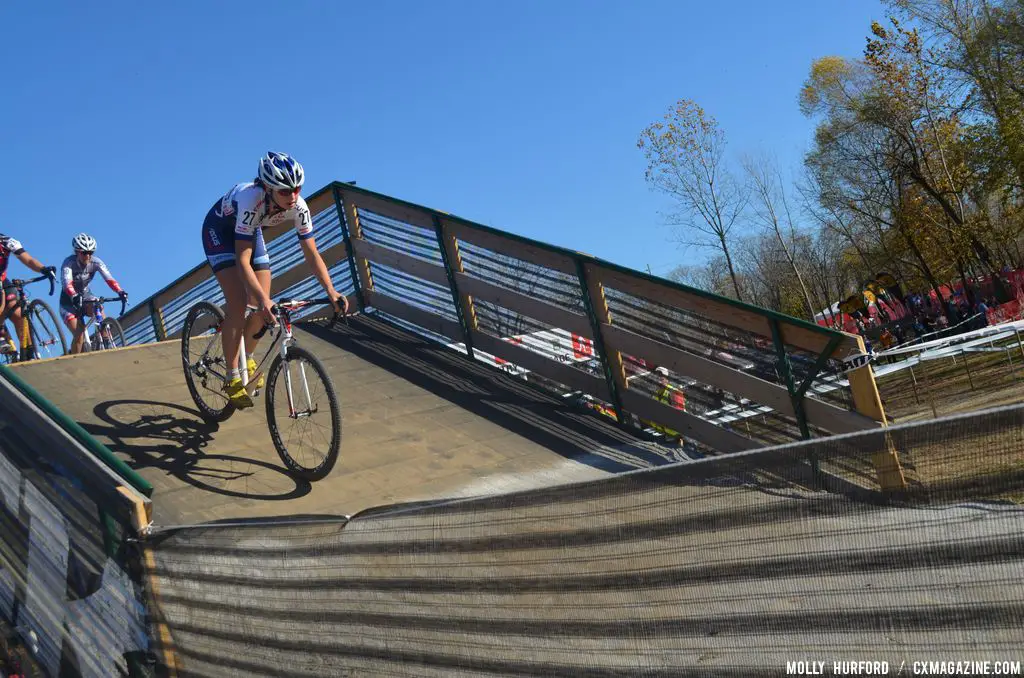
[638,99,749,301]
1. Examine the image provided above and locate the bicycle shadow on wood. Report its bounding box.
[300,316,884,502]
[301,316,794,484]
[80,399,312,501]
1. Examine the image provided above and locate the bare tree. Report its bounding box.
[638,99,750,300]
[742,152,818,319]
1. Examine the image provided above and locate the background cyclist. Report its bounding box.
[0,234,57,357]
[201,151,348,409]
[60,233,129,355]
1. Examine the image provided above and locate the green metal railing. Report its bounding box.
[0,363,153,496]
[116,179,880,457]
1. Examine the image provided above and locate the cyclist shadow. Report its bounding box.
[80,399,312,501]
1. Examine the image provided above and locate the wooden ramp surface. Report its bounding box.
[11,314,679,526]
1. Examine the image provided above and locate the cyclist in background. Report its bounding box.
[201,151,348,409]
[60,233,129,355]
[0,234,57,356]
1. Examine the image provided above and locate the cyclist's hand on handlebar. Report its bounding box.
[71,293,83,310]
[118,290,129,303]
[259,301,278,327]
[330,292,350,316]
[41,266,56,282]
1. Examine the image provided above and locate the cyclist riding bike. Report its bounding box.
[0,234,57,356]
[201,151,348,409]
[60,233,129,355]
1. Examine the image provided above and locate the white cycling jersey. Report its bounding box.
[214,182,314,242]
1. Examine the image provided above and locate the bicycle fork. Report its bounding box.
[278,323,317,420]
[241,318,316,419]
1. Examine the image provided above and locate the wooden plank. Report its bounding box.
[152,264,215,313]
[605,323,795,413]
[839,334,904,488]
[270,241,349,294]
[120,305,151,333]
[305,188,336,217]
[353,239,449,287]
[590,264,861,358]
[337,188,435,231]
[845,335,886,423]
[443,218,578,276]
[117,488,180,678]
[366,290,462,343]
[602,323,877,435]
[454,273,592,337]
[583,272,628,398]
[442,229,478,331]
[804,397,880,434]
[342,200,375,296]
[471,330,609,399]
[619,390,762,453]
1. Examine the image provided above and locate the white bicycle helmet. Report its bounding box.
[72,232,97,253]
[258,151,305,191]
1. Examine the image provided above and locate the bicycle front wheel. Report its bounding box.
[265,345,341,482]
[99,317,126,350]
[181,301,234,422]
[28,299,68,359]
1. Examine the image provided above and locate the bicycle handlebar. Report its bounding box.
[8,274,54,297]
[77,295,128,319]
[252,297,350,340]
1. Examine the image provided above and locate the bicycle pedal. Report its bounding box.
[243,377,264,396]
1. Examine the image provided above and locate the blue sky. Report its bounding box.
[1,0,887,304]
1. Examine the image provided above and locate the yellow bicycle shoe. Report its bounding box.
[247,357,265,389]
[221,376,254,409]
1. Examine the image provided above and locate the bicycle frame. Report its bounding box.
[3,274,55,361]
[186,297,343,415]
[74,295,127,351]
[241,300,333,417]
[238,305,292,393]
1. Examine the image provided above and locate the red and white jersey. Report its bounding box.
[0,234,25,281]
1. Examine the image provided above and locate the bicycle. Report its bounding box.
[180,297,343,482]
[0,274,67,362]
[72,295,128,352]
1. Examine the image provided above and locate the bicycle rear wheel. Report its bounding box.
[265,345,341,481]
[27,299,67,359]
[99,317,126,349]
[181,301,234,422]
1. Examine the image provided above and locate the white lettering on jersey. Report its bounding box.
[217,183,313,241]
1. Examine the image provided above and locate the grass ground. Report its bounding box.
[878,343,1024,421]
[867,342,1024,500]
